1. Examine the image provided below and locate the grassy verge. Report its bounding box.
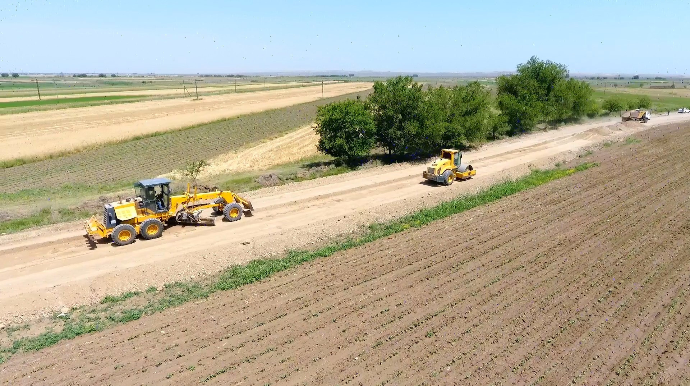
[0,95,147,109]
[0,158,356,235]
[0,162,597,363]
[592,89,690,112]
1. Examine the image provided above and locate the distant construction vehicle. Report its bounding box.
[85,178,253,246]
[622,109,650,123]
[422,149,476,186]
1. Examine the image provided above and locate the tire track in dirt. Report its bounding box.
[1,120,689,385]
[0,115,687,325]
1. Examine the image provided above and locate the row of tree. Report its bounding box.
[315,56,600,163]
[0,73,19,78]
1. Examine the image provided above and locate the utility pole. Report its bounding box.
[322,80,324,98]
[35,79,41,100]
[235,78,237,93]
[194,79,199,100]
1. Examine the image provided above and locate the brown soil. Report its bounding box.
[0,82,372,161]
[0,115,688,326]
[1,118,689,385]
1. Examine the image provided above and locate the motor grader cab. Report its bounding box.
[86,177,254,246]
[422,149,476,186]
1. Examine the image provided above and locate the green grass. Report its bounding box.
[593,90,690,112]
[0,95,146,109]
[0,162,597,362]
[0,207,91,234]
[0,89,372,194]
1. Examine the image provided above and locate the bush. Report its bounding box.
[314,99,376,164]
[637,95,652,109]
[602,97,625,113]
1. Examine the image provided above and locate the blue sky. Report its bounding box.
[0,0,687,75]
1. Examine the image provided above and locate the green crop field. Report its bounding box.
[0,95,147,109]
[0,89,372,198]
[592,89,690,112]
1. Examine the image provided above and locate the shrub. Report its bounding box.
[314,99,376,164]
[602,97,625,113]
[637,95,652,109]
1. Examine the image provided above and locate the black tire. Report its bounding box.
[140,218,164,240]
[223,202,244,222]
[111,224,136,246]
[442,170,454,186]
[213,198,226,214]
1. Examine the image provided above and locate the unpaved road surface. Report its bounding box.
[1,116,689,385]
[1,114,689,324]
[0,82,371,161]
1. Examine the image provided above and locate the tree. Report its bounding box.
[314,99,376,164]
[602,97,625,113]
[637,95,652,109]
[497,56,594,134]
[98,73,106,78]
[11,73,18,78]
[111,74,118,77]
[367,76,426,156]
[425,82,495,150]
[0,73,8,78]
[182,160,208,187]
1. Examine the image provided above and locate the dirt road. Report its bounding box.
[0,82,371,161]
[1,114,689,324]
[1,114,688,385]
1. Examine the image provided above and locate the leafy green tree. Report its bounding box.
[0,73,8,78]
[426,82,494,149]
[602,97,625,113]
[314,99,376,164]
[497,56,594,133]
[637,95,652,109]
[11,73,18,78]
[367,76,425,156]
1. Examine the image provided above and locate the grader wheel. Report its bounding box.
[140,218,164,240]
[223,202,243,222]
[111,224,137,246]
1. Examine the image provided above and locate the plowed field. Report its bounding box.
[1,121,688,384]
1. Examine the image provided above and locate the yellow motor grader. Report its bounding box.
[85,178,253,246]
[422,149,476,186]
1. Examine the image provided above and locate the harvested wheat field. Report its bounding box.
[0,82,371,162]
[1,124,689,385]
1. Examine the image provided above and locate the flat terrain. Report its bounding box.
[0,80,332,102]
[0,82,371,161]
[1,113,688,385]
[1,114,689,324]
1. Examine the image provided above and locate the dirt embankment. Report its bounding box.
[0,82,372,162]
[1,116,688,385]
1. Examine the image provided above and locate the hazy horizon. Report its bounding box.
[1,0,687,75]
